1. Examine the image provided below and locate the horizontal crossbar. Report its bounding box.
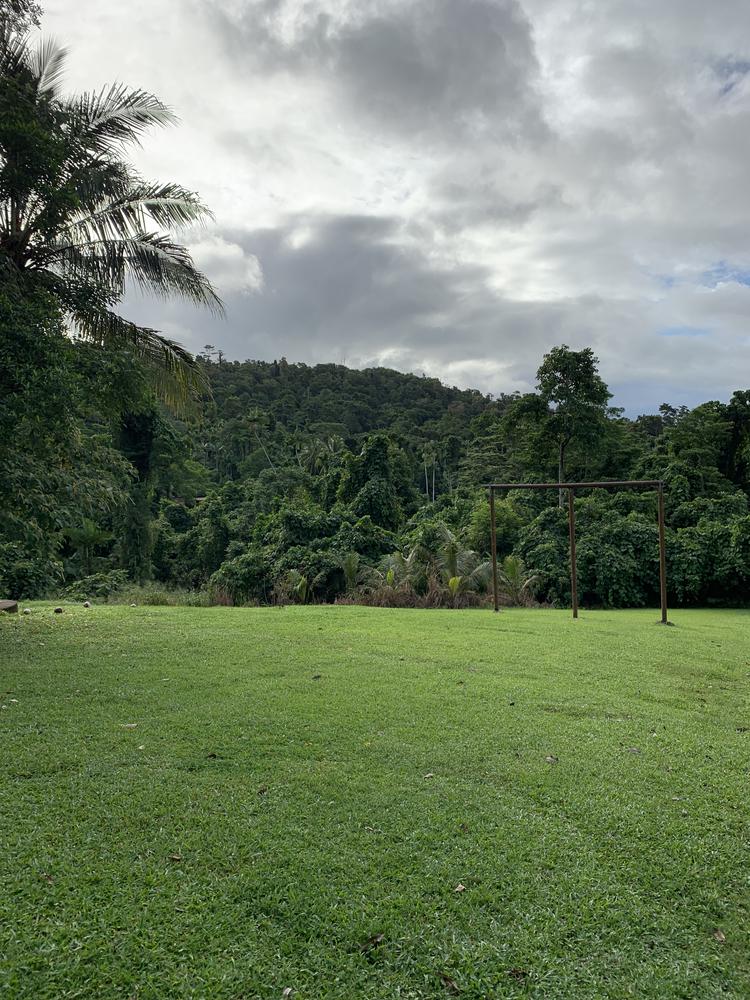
[483,480,663,490]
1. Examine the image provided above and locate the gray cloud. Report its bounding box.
[203,0,545,142]
[44,0,750,412]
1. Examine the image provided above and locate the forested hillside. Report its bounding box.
[4,339,749,610]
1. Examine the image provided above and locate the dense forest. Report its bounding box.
[4,334,750,609]
[2,9,749,611]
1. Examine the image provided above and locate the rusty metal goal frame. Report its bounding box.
[484,480,669,623]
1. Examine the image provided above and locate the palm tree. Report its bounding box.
[0,25,222,409]
[339,551,362,593]
[437,524,492,601]
[497,555,537,606]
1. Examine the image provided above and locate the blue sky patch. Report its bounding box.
[702,261,750,287]
[659,326,711,338]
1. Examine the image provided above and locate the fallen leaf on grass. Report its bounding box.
[120,723,137,730]
[713,929,726,943]
[544,755,558,765]
[281,989,294,998]
[206,752,218,759]
[440,972,461,994]
[40,872,54,883]
[168,854,182,863]
[359,933,385,953]
[454,883,466,893]
[625,747,641,754]
[423,772,434,779]
[507,968,528,981]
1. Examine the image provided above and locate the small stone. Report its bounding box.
[53,607,63,614]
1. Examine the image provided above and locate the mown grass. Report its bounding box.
[1,604,749,999]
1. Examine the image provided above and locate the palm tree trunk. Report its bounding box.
[255,431,276,471]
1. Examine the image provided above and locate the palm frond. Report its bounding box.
[30,36,67,99]
[0,20,30,77]
[72,83,177,149]
[53,232,223,313]
[60,181,214,244]
[71,308,208,415]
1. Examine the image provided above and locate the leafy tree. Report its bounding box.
[507,346,612,503]
[0,284,130,596]
[0,23,221,408]
[66,518,112,576]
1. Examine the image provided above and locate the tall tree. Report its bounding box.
[534,345,611,503]
[0,23,222,409]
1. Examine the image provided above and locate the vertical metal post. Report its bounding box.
[657,482,668,624]
[567,487,578,619]
[489,487,499,612]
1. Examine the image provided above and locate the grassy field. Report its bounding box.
[1,605,748,999]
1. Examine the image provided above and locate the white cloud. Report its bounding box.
[189,235,264,295]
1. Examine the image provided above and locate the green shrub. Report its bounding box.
[64,569,128,601]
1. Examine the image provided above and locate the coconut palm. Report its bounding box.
[497,555,537,606]
[0,25,222,409]
[379,547,425,592]
[436,524,492,600]
[339,551,363,593]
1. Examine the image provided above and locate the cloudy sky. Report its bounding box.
[44,0,750,412]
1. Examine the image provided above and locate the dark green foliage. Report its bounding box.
[0,284,130,597]
[209,548,271,604]
[517,506,571,605]
[337,434,415,530]
[64,569,129,600]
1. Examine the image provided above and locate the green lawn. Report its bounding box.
[1,605,749,999]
